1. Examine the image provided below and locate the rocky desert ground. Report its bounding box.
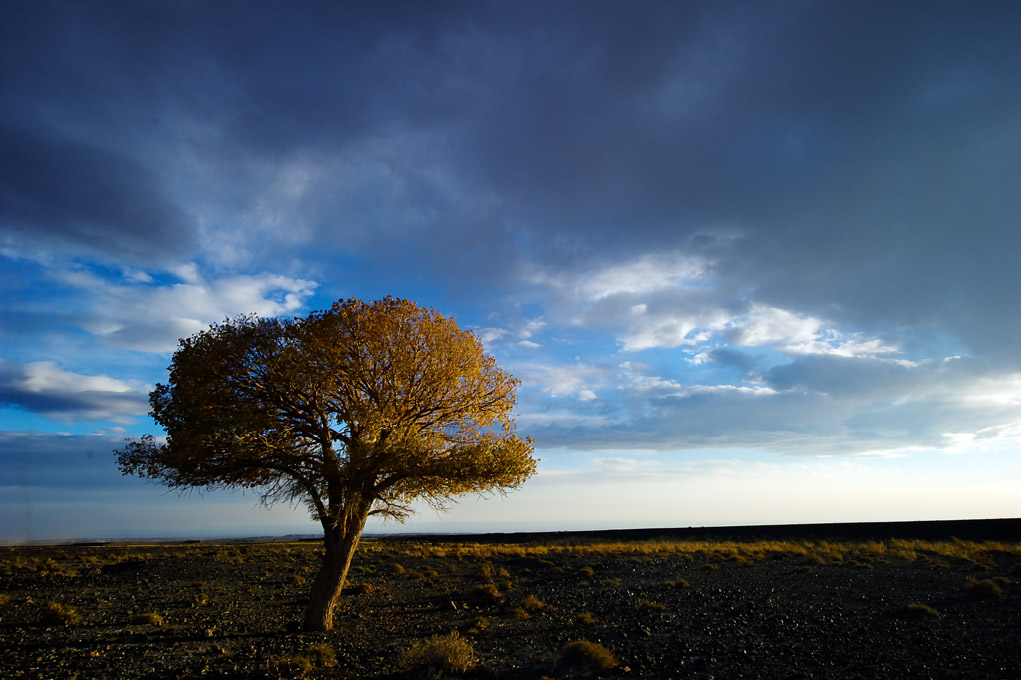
[2,522,1019,679]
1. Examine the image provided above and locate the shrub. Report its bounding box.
[468,583,502,607]
[44,601,81,626]
[466,616,490,634]
[193,592,209,606]
[573,611,597,626]
[511,607,530,619]
[476,563,495,581]
[400,631,476,679]
[289,574,307,586]
[636,599,667,612]
[600,577,621,586]
[965,578,1004,598]
[390,563,407,577]
[522,594,547,612]
[666,578,691,589]
[131,612,165,626]
[0,593,11,605]
[902,603,940,618]
[579,566,595,577]
[700,563,720,572]
[559,640,616,671]
[274,643,338,677]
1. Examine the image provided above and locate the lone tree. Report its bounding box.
[116,297,536,631]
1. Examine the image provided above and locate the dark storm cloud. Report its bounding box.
[4,1,1021,358]
[0,126,197,263]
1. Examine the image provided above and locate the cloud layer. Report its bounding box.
[2,2,1020,536]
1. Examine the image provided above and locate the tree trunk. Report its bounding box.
[302,504,369,631]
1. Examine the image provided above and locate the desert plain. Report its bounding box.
[1,519,1019,679]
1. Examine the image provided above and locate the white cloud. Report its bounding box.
[521,318,546,338]
[731,305,819,347]
[514,410,618,429]
[618,361,775,399]
[520,362,607,400]
[618,362,685,395]
[477,317,546,348]
[576,252,708,300]
[478,327,507,343]
[961,373,1021,407]
[621,305,732,351]
[728,305,900,358]
[592,457,662,474]
[531,254,903,358]
[530,251,710,301]
[0,360,149,423]
[56,265,318,353]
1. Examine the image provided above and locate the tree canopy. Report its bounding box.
[117,297,536,629]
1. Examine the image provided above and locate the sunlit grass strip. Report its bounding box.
[4,537,1017,578]
[358,537,1021,563]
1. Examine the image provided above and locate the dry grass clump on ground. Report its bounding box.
[272,643,338,677]
[130,611,165,626]
[400,631,476,679]
[965,577,1009,598]
[901,603,941,618]
[468,582,502,607]
[43,601,81,626]
[559,640,617,671]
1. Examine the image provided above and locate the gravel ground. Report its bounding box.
[1,534,1019,679]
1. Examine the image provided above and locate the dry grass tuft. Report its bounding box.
[559,640,617,671]
[468,583,502,607]
[901,603,940,618]
[273,643,337,677]
[636,599,667,611]
[131,612,165,626]
[522,594,547,612]
[44,601,81,626]
[466,616,490,634]
[965,577,1005,598]
[400,631,476,679]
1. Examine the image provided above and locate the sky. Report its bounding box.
[2,0,1020,542]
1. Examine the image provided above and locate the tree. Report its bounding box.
[116,297,536,631]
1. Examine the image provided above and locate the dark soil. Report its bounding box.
[1,528,1019,679]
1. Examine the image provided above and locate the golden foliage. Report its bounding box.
[116,297,537,527]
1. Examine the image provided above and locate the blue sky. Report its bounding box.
[2,0,1020,541]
